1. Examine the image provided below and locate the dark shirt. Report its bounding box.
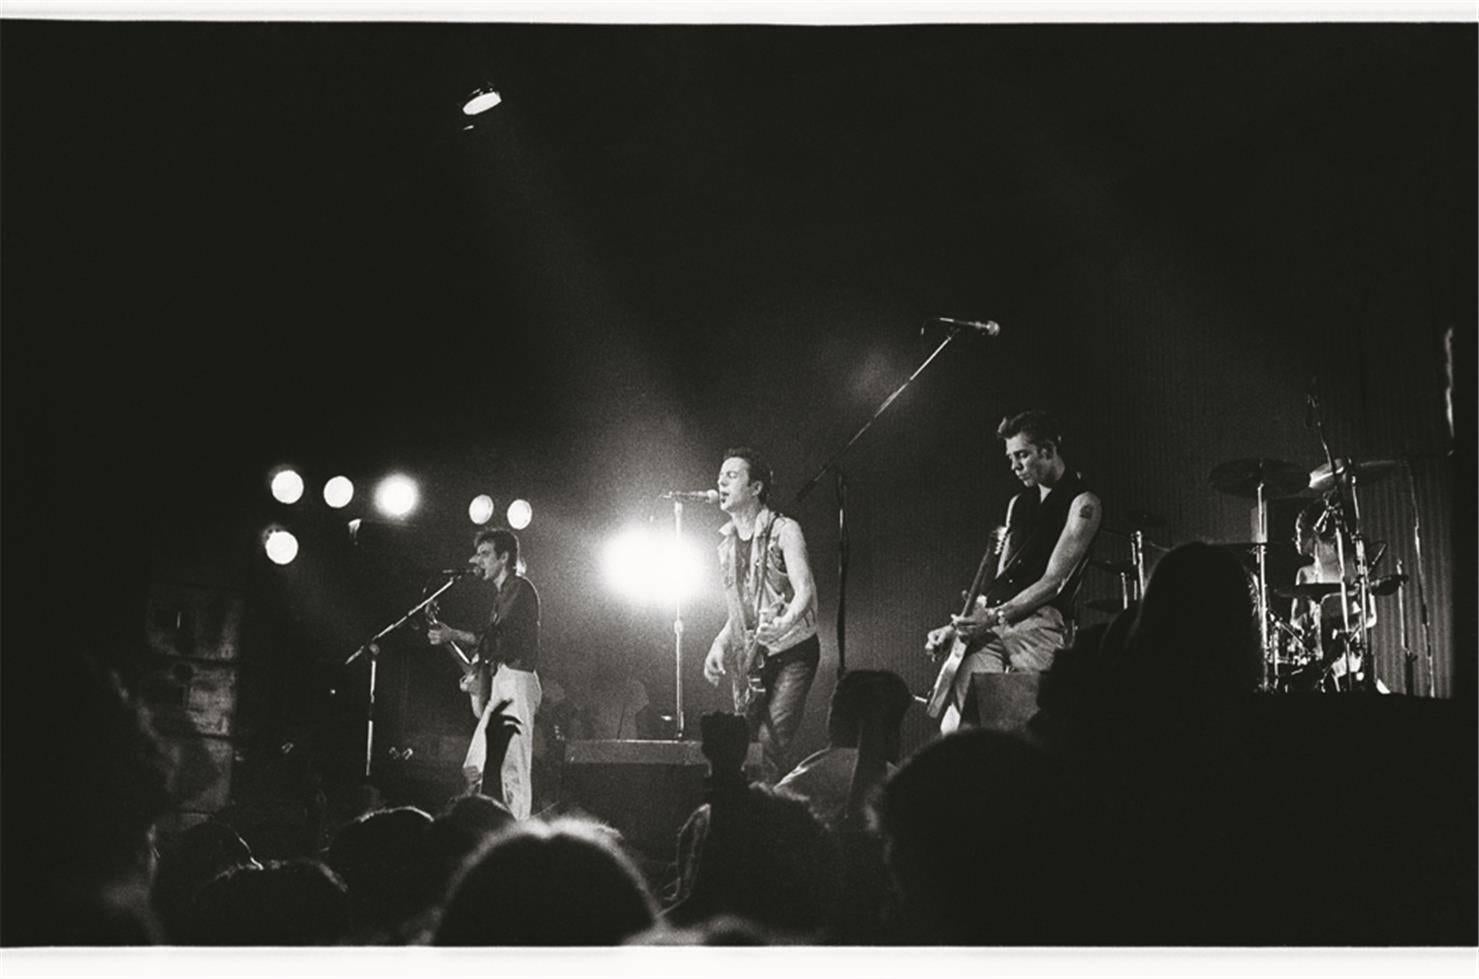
[475,573,540,672]
[990,469,1094,617]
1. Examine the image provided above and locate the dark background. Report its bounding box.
[3,23,1474,810]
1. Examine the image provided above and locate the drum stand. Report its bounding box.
[1308,392,1379,694]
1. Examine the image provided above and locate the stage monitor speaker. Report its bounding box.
[559,740,762,857]
[964,673,1042,732]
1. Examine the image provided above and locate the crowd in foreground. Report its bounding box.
[4,543,1473,947]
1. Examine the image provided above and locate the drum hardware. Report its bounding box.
[1401,460,1437,697]
[1273,582,1347,601]
[1085,597,1131,614]
[1304,385,1379,694]
[1369,573,1409,597]
[1308,458,1399,494]
[1396,558,1415,695]
[1210,458,1308,691]
[1087,534,1146,613]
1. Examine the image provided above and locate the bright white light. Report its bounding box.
[264,529,299,566]
[374,474,419,518]
[507,498,533,530]
[270,469,304,504]
[602,526,705,606]
[469,494,495,524]
[323,475,354,509]
[462,88,502,115]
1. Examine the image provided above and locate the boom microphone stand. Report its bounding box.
[794,317,996,676]
[344,574,464,778]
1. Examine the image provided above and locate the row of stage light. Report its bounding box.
[262,467,532,566]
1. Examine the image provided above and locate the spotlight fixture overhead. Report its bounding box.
[507,498,532,530]
[323,475,354,509]
[462,85,502,116]
[374,474,419,519]
[264,528,299,566]
[469,494,496,525]
[270,469,305,505]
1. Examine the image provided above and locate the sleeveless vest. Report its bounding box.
[989,470,1094,617]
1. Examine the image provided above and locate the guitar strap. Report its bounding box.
[748,511,779,636]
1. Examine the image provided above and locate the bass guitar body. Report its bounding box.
[924,527,1009,720]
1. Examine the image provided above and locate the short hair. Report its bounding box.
[996,410,1064,453]
[474,527,519,568]
[434,818,656,945]
[723,446,774,505]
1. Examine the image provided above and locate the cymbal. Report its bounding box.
[1309,458,1399,493]
[1370,573,1409,596]
[1090,558,1138,576]
[1215,542,1314,579]
[1084,597,1130,613]
[1273,582,1345,600]
[1209,458,1309,499]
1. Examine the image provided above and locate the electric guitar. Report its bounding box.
[426,599,490,719]
[734,599,787,712]
[924,526,1009,719]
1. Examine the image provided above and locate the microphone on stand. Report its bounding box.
[659,489,720,504]
[436,568,482,578]
[929,316,1002,337]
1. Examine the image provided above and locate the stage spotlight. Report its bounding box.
[507,498,533,530]
[602,525,704,606]
[374,474,419,518]
[270,469,304,504]
[323,475,354,509]
[462,85,502,115]
[469,494,495,524]
[264,529,299,565]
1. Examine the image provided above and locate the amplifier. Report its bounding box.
[559,739,762,856]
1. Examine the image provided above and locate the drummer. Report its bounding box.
[1290,496,1377,689]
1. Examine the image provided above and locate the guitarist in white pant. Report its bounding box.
[925,410,1100,735]
[429,528,543,819]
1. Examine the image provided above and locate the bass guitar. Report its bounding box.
[427,599,490,719]
[924,526,1008,719]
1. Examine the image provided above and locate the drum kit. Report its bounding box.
[1206,454,1422,694]
[1086,450,1434,696]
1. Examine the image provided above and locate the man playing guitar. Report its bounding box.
[428,528,542,819]
[703,447,819,785]
[925,410,1101,734]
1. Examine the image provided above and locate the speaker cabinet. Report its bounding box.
[964,673,1043,732]
[559,740,762,856]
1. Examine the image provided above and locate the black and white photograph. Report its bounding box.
[2,3,1475,966]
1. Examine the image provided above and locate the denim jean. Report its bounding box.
[940,606,1066,735]
[747,634,820,784]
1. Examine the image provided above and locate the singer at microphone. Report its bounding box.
[704,446,820,785]
[660,489,720,503]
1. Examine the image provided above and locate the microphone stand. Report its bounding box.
[794,320,978,676]
[343,574,464,779]
[670,497,688,740]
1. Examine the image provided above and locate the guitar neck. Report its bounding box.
[958,527,1007,615]
[446,640,476,675]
